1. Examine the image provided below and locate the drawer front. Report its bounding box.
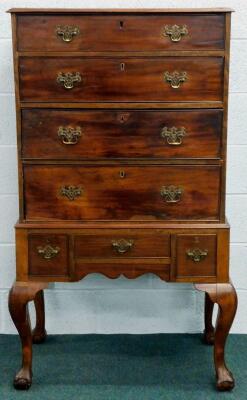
[17,14,225,52]
[28,234,69,276]
[19,57,224,102]
[22,109,222,160]
[24,165,220,221]
[74,230,170,258]
[175,234,217,278]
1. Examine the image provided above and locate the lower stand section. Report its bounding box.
[8,281,48,390]
[195,282,238,391]
[9,280,237,391]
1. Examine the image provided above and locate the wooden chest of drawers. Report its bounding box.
[8,8,237,391]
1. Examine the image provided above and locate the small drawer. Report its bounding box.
[175,234,217,279]
[28,234,69,276]
[21,109,222,160]
[19,56,224,103]
[74,230,170,258]
[16,14,225,52]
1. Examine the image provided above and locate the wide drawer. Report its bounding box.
[21,109,222,160]
[17,14,225,52]
[19,57,224,103]
[24,165,221,221]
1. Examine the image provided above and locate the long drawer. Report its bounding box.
[24,165,221,221]
[16,14,225,52]
[22,109,222,160]
[19,57,224,102]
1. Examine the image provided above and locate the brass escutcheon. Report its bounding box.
[160,185,183,203]
[186,248,208,262]
[163,24,188,42]
[58,126,82,145]
[164,71,188,89]
[37,244,60,260]
[112,239,134,254]
[160,126,186,145]
[57,72,82,89]
[56,25,80,42]
[60,185,83,201]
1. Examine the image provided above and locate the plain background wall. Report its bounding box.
[0,0,247,334]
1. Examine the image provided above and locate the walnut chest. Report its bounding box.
[8,8,237,391]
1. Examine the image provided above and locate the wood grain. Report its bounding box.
[23,165,221,221]
[16,14,225,52]
[21,109,222,160]
[19,56,224,103]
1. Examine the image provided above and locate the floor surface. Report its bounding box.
[0,334,246,399]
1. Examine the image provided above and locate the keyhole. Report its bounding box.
[119,20,124,29]
[120,62,125,71]
[119,170,126,178]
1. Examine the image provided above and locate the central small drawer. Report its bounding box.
[24,165,221,221]
[19,56,224,103]
[74,230,170,258]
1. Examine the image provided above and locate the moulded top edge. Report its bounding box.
[7,8,234,14]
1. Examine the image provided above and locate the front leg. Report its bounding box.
[204,292,215,345]
[195,282,238,391]
[32,290,47,344]
[8,281,48,390]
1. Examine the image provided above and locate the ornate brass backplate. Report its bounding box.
[164,71,188,89]
[163,24,188,42]
[111,239,134,254]
[37,244,60,260]
[60,185,83,201]
[58,126,82,145]
[186,248,208,262]
[160,185,183,203]
[57,72,82,89]
[56,25,80,42]
[160,126,186,145]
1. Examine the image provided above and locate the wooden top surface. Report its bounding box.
[8,8,234,14]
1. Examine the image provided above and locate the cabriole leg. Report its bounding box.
[204,292,215,345]
[8,281,48,390]
[32,290,47,344]
[195,282,238,391]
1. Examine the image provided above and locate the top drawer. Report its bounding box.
[16,14,225,52]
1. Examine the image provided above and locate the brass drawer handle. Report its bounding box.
[112,239,134,254]
[57,72,82,89]
[186,248,208,262]
[60,185,83,201]
[160,185,183,203]
[163,24,188,42]
[164,71,188,89]
[58,126,82,145]
[56,25,80,42]
[161,126,186,145]
[37,244,60,260]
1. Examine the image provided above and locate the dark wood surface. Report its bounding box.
[19,56,224,103]
[22,109,222,160]
[17,14,225,52]
[28,234,69,276]
[24,165,221,221]
[74,230,170,257]
[175,234,217,278]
